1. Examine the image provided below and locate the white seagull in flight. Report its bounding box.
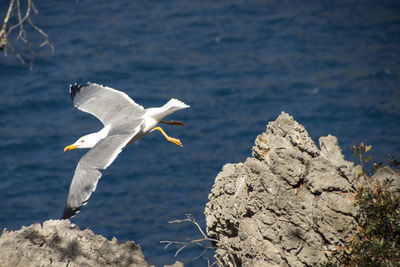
[61,82,189,219]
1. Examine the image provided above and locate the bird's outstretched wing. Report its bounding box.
[70,82,145,126]
[61,124,141,219]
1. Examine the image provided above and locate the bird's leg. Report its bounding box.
[153,126,183,147]
[160,120,184,126]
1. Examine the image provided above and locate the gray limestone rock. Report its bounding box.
[372,165,400,189]
[205,112,364,266]
[0,219,148,267]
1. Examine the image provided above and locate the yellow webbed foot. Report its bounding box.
[153,126,183,147]
[167,136,182,147]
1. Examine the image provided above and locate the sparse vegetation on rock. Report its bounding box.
[324,144,400,267]
[204,112,399,266]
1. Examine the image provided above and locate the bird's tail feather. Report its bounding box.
[145,98,189,121]
[164,98,190,110]
[161,98,190,116]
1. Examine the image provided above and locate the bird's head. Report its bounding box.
[64,133,100,151]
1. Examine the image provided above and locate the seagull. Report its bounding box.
[61,82,189,219]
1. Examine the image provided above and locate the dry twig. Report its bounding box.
[160,214,238,267]
[1,0,54,69]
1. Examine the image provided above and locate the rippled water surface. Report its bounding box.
[1,1,399,266]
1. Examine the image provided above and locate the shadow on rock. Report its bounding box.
[205,112,373,266]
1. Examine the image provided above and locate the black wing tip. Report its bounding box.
[69,82,93,101]
[69,83,85,101]
[61,205,81,220]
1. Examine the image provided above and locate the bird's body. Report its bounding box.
[62,83,189,219]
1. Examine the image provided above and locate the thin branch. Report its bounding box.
[31,0,38,14]
[15,0,34,69]
[1,0,15,31]
[7,0,31,36]
[193,247,208,260]
[160,214,238,267]
[6,41,25,64]
[1,0,54,69]
[28,16,54,53]
[0,0,15,51]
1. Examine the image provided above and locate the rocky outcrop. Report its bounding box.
[0,219,184,267]
[205,112,364,266]
[1,219,183,267]
[0,219,149,267]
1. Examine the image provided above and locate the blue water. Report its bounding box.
[1,1,399,266]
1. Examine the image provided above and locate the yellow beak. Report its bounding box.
[64,144,78,152]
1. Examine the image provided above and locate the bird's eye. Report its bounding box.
[81,140,85,143]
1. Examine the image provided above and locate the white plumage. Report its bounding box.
[62,82,189,219]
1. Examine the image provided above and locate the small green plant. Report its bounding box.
[352,142,372,177]
[324,143,400,266]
